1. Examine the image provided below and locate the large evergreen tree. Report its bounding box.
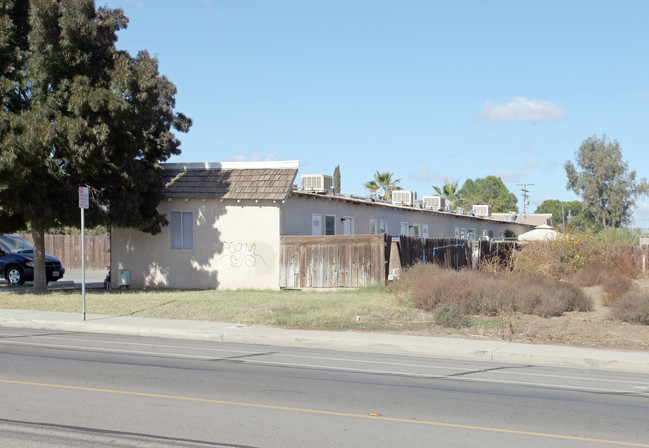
[565,135,647,228]
[534,199,586,228]
[0,0,191,292]
[456,176,518,213]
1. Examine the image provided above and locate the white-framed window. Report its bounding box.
[400,222,410,236]
[170,211,193,250]
[325,215,336,235]
[469,228,476,238]
[461,228,467,239]
[422,224,429,238]
[412,223,421,238]
[380,220,388,234]
[454,227,460,238]
[369,219,378,235]
[312,214,322,235]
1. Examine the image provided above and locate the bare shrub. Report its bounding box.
[556,280,593,311]
[390,263,591,319]
[601,275,634,306]
[479,250,513,275]
[572,262,607,287]
[410,267,475,312]
[512,232,598,279]
[388,262,433,304]
[509,276,591,318]
[470,276,516,316]
[572,246,637,304]
[609,290,649,325]
[511,242,563,278]
[598,245,640,278]
[433,302,470,328]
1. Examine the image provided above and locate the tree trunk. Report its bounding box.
[31,226,47,293]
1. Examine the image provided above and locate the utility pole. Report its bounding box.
[516,184,533,214]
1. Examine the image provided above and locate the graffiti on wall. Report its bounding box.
[221,241,268,268]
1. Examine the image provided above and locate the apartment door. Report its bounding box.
[312,214,322,235]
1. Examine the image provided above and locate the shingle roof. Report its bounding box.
[161,161,299,201]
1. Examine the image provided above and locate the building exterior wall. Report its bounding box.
[112,192,535,291]
[280,194,533,238]
[111,199,281,290]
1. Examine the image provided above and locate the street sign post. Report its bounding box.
[79,187,89,320]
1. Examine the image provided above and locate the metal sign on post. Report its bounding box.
[79,187,89,321]
[79,186,89,209]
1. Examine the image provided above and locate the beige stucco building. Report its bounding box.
[110,161,538,290]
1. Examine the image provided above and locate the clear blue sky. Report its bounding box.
[104,0,649,228]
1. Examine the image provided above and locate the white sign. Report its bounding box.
[78,186,89,209]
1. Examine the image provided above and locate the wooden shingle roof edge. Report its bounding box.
[161,160,299,201]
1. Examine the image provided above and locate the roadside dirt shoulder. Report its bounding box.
[412,281,649,351]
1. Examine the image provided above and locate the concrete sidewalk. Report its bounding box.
[1,308,649,373]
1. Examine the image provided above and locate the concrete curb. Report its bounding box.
[1,309,649,372]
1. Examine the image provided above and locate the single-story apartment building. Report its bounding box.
[110,161,540,290]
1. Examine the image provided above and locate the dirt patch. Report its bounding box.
[407,279,649,351]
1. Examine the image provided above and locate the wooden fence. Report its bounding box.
[279,235,520,289]
[16,233,110,270]
[397,236,472,270]
[280,234,391,289]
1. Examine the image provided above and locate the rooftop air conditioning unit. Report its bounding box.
[423,196,445,211]
[301,174,333,193]
[392,190,416,206]
[472,204,492,217]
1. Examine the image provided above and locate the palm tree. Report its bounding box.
[432,181,459,209]
[364,171,402,199]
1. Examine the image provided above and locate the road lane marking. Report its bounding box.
[3,333,649,389]
[1,378,648,447]
[1,338,647,394]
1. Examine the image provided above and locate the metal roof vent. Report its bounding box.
[472,204,492,217]
[301,174,333,193]
[392,190,416,206]
[423,196,445,211]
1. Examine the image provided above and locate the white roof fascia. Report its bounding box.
[162,160,300,170]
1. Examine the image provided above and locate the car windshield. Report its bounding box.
[0,235,34,254]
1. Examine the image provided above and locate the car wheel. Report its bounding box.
[6,265,25,285]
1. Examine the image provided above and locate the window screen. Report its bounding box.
[171,211,193,250]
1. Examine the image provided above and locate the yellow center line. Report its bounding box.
[2,379,647,447]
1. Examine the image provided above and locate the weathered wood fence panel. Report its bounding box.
[397,236,471,270]
[280,234,390,289]
[15,233,110,270]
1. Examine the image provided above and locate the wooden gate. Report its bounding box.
[280,234,390,289]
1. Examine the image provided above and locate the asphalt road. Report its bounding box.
[1,327,648,447]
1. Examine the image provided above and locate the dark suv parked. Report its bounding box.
[0,235,65,285]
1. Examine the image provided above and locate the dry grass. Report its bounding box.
[3,251,649,347]
[0,285,437,333]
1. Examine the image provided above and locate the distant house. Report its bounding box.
[110,161,536,290]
